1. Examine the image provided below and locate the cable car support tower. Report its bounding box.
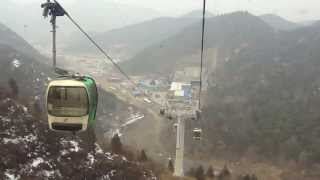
[172,0,207,177]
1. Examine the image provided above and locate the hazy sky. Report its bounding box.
[12,0,320,22]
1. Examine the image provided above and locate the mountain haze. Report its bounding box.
[122,12,274,74]
[0,22,52,98]
[0,0,163,47]
[65,10,213,58]
[0,23,40,57]
[259,14,301,31]
[119,11,320,177]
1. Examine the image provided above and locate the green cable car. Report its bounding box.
[46,75,98,132]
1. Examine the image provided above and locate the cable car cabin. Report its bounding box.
[191,112,197,121]
[46,76,98,132]
[193,128,202,140]
[167,113,173,120]
[160,108,165,116]
[195,109,202,120]
[173,123,178,130]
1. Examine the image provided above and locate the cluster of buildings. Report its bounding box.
[107,66,203,110]
[166,67,201,110]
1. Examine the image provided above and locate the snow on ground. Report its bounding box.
[69,140,80,152]
[23,134,38,143]
[4,170,20,180]
[87,153,95,166]
[2,98,11,103]
[112,129,123,137]
[22,106,28,113]
[120,114,144,128]
[42,170,55,178]
[8,106,16,113]
[31,157,44,168]
[34,95,40,101]
[105,152,114,160]
[0,99,157,180]
[2,134,38,145]
[12,59,22,68]
[60,149,68,156]
[60,139,81,153]
[3,138,20,144]
[109,170,117,177]
[1,116,11,123]
[95,143,104,154]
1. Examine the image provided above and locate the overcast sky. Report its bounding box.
[12,0,320,22]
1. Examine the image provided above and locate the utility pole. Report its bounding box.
[41,0,66,70]
[174,112,185,176]
[52,17,57,68]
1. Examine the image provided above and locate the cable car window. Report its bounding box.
[47,86,89,117]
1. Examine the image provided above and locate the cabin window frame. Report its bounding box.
[47,86,89,117]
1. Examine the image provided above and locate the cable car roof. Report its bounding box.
[48,79,87,87]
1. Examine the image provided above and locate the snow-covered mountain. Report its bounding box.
[0,96,156,180]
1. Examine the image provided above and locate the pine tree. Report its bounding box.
[168,159,174,173]
[218,165,231,180]
[186,167,196,177]
[221,165,231,176]
[251,174,258,180]
[206,165,215,179]
[139,149,148,162]
[8,78,18,98]
[195,165,205,180]
[243,175,251,180]
[111,133,122,154]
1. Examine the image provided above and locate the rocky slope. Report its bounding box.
[0,94,156,180]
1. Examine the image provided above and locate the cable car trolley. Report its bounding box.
[46,75,98,132]
[41,1,100,133]
[193,128,202,140]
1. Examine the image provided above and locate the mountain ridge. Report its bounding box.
[259,14,301,30]
[65,12,204,58]
[122,11,275,75]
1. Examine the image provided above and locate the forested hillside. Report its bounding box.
[202,21,320,165]
[121,11,320,179]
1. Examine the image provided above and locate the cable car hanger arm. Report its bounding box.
[46,0,150,99]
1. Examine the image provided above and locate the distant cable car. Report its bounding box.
[46,75,98,132]
[174,123,178,129]
[160,106,165,116]
[143,98,152,103]
[191,111,197,121]
[193,128,202,140]
[196,109,202,120]
[167,112,173,120]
